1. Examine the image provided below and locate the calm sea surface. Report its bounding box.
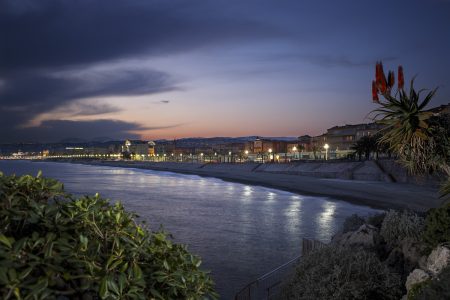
[0,160,381,299]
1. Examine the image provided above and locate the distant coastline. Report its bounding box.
[30,159,441,212]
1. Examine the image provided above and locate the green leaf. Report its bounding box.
[163,260,170,271]
[0,234,12,248]
[19,267,33,280]
[132,264,142,279]
[99,277,109,299]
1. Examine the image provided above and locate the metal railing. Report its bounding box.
[234,238,326,300]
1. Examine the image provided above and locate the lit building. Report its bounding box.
[122,140,151,159]
[325,123,384,151]
[148,141,156,156]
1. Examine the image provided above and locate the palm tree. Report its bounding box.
[371,62,450,198]
[351,135,378,160]
[311,145,319,160]
[351,141,364,161]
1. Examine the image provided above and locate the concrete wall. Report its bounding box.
[93,159,438,184]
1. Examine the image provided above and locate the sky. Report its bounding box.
[1,0,450,143]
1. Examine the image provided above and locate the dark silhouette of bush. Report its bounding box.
[0,172,217,299]
[380,210,425,247]
[280,246,403,300]
[342,214,365,233]
[366,212,386,229]
[422,203,450,250]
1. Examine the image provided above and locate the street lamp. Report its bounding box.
[324,143,329,160]
[268,148,273,162]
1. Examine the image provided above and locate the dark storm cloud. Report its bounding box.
[0,68,175,109]
[0,0,281,73]
[0,119,183,143]
[0,67,177,141]
[66,103,121,116]
[0,0,283,142]
[1,0,449,142]
[0,119,143,142]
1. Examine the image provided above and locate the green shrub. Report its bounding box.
[0,172,216,299]
[409,266,450,300]
[422,203,450,249]
[380,210,425,246]
[279,246,403,300]
[407,280,431,300]
[342,214,365,233]
[366,212,386,229]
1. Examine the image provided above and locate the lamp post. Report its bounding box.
[245,150,249,162]
[228,151,232,163]
[324,143,329,161]
[292,146,297,161]
[268,148,273,163]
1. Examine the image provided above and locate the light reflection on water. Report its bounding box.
[0,160,382,299]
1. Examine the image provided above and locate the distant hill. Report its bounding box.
[155,136,298,147]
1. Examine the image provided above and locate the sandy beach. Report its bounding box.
[54,160,441,212]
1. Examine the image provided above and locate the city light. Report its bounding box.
[324,143,329,160]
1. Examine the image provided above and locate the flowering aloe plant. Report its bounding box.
[371,62,449,198]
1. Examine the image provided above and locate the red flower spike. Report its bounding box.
[375,62,388,93]
[387,71,395,89]
[398,66,404,89]
[375,62,382,84]
[372,81,379,103]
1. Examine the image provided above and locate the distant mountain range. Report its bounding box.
[59,137,116,143]
[155,136,298,146]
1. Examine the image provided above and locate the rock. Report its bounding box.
[405,269,430,293]
[400,238,428,273]
[334,224,381,248]
[426,246,450,275]
[418,255,428,271]
[401,239,426,265]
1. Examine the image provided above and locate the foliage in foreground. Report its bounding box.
[422,202,450,250]
[408,266,450,300]
[370,62,450,198]
[279,246,403,300]
[380,210,425,247]
[342,214,365,233]
[0,172,216,299]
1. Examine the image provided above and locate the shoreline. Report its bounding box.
[33,159,441,212]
